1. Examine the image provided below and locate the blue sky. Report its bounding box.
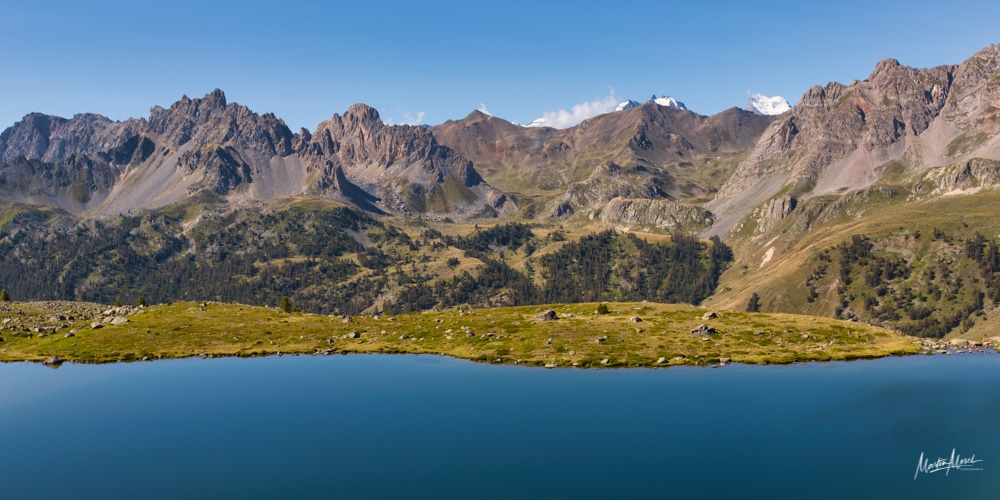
[2,0,998,130]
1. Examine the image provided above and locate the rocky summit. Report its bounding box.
[2,43,1000,340]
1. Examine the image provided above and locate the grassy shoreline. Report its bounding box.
[0,301,922,367]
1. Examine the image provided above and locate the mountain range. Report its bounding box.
[2,43,1000,337]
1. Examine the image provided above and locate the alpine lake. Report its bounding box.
[2,352,998,498]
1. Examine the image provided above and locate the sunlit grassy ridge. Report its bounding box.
[0,301,918,367]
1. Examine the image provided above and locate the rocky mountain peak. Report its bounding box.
[953,44,1000,85]
[148,89,229,137]
[0,113,65,161]
[944,43,1000,135]
[145,90,293,156]
[342,103,383,130]
[0,111,137,163]
[798,82,850,109]
[868,58,902,84]
[463,110,492,122]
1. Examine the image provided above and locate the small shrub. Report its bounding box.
[596,303,610,314]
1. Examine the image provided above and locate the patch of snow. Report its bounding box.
[650,95,687,109]
[942,187,983,197]
[615,100,641,111]
[760,246,775,268]
[526,117,547,128]
[747,93,791,115]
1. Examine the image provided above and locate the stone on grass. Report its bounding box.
[702,312,718,321]
[538,310,558,321]
[690,324,716,336]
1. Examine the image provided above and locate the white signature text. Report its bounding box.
[914,449,983,479]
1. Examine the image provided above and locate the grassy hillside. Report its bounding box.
[708,188,1000,339]
[0,301,918,367]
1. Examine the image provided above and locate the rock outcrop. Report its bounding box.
[755,195,797,233]
[598,197,714,233]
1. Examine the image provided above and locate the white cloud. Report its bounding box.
[478,103,492,116]
[384,110,426,126]
[528,91,619,129]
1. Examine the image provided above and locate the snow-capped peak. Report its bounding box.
[615,100,641,111]
[649,95,687,110]
[747,93,791,115]
[526,117,547,128]
[615,95,687,112]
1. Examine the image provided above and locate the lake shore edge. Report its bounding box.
[0,300,959,368]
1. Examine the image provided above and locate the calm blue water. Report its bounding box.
[1,354,998,498]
